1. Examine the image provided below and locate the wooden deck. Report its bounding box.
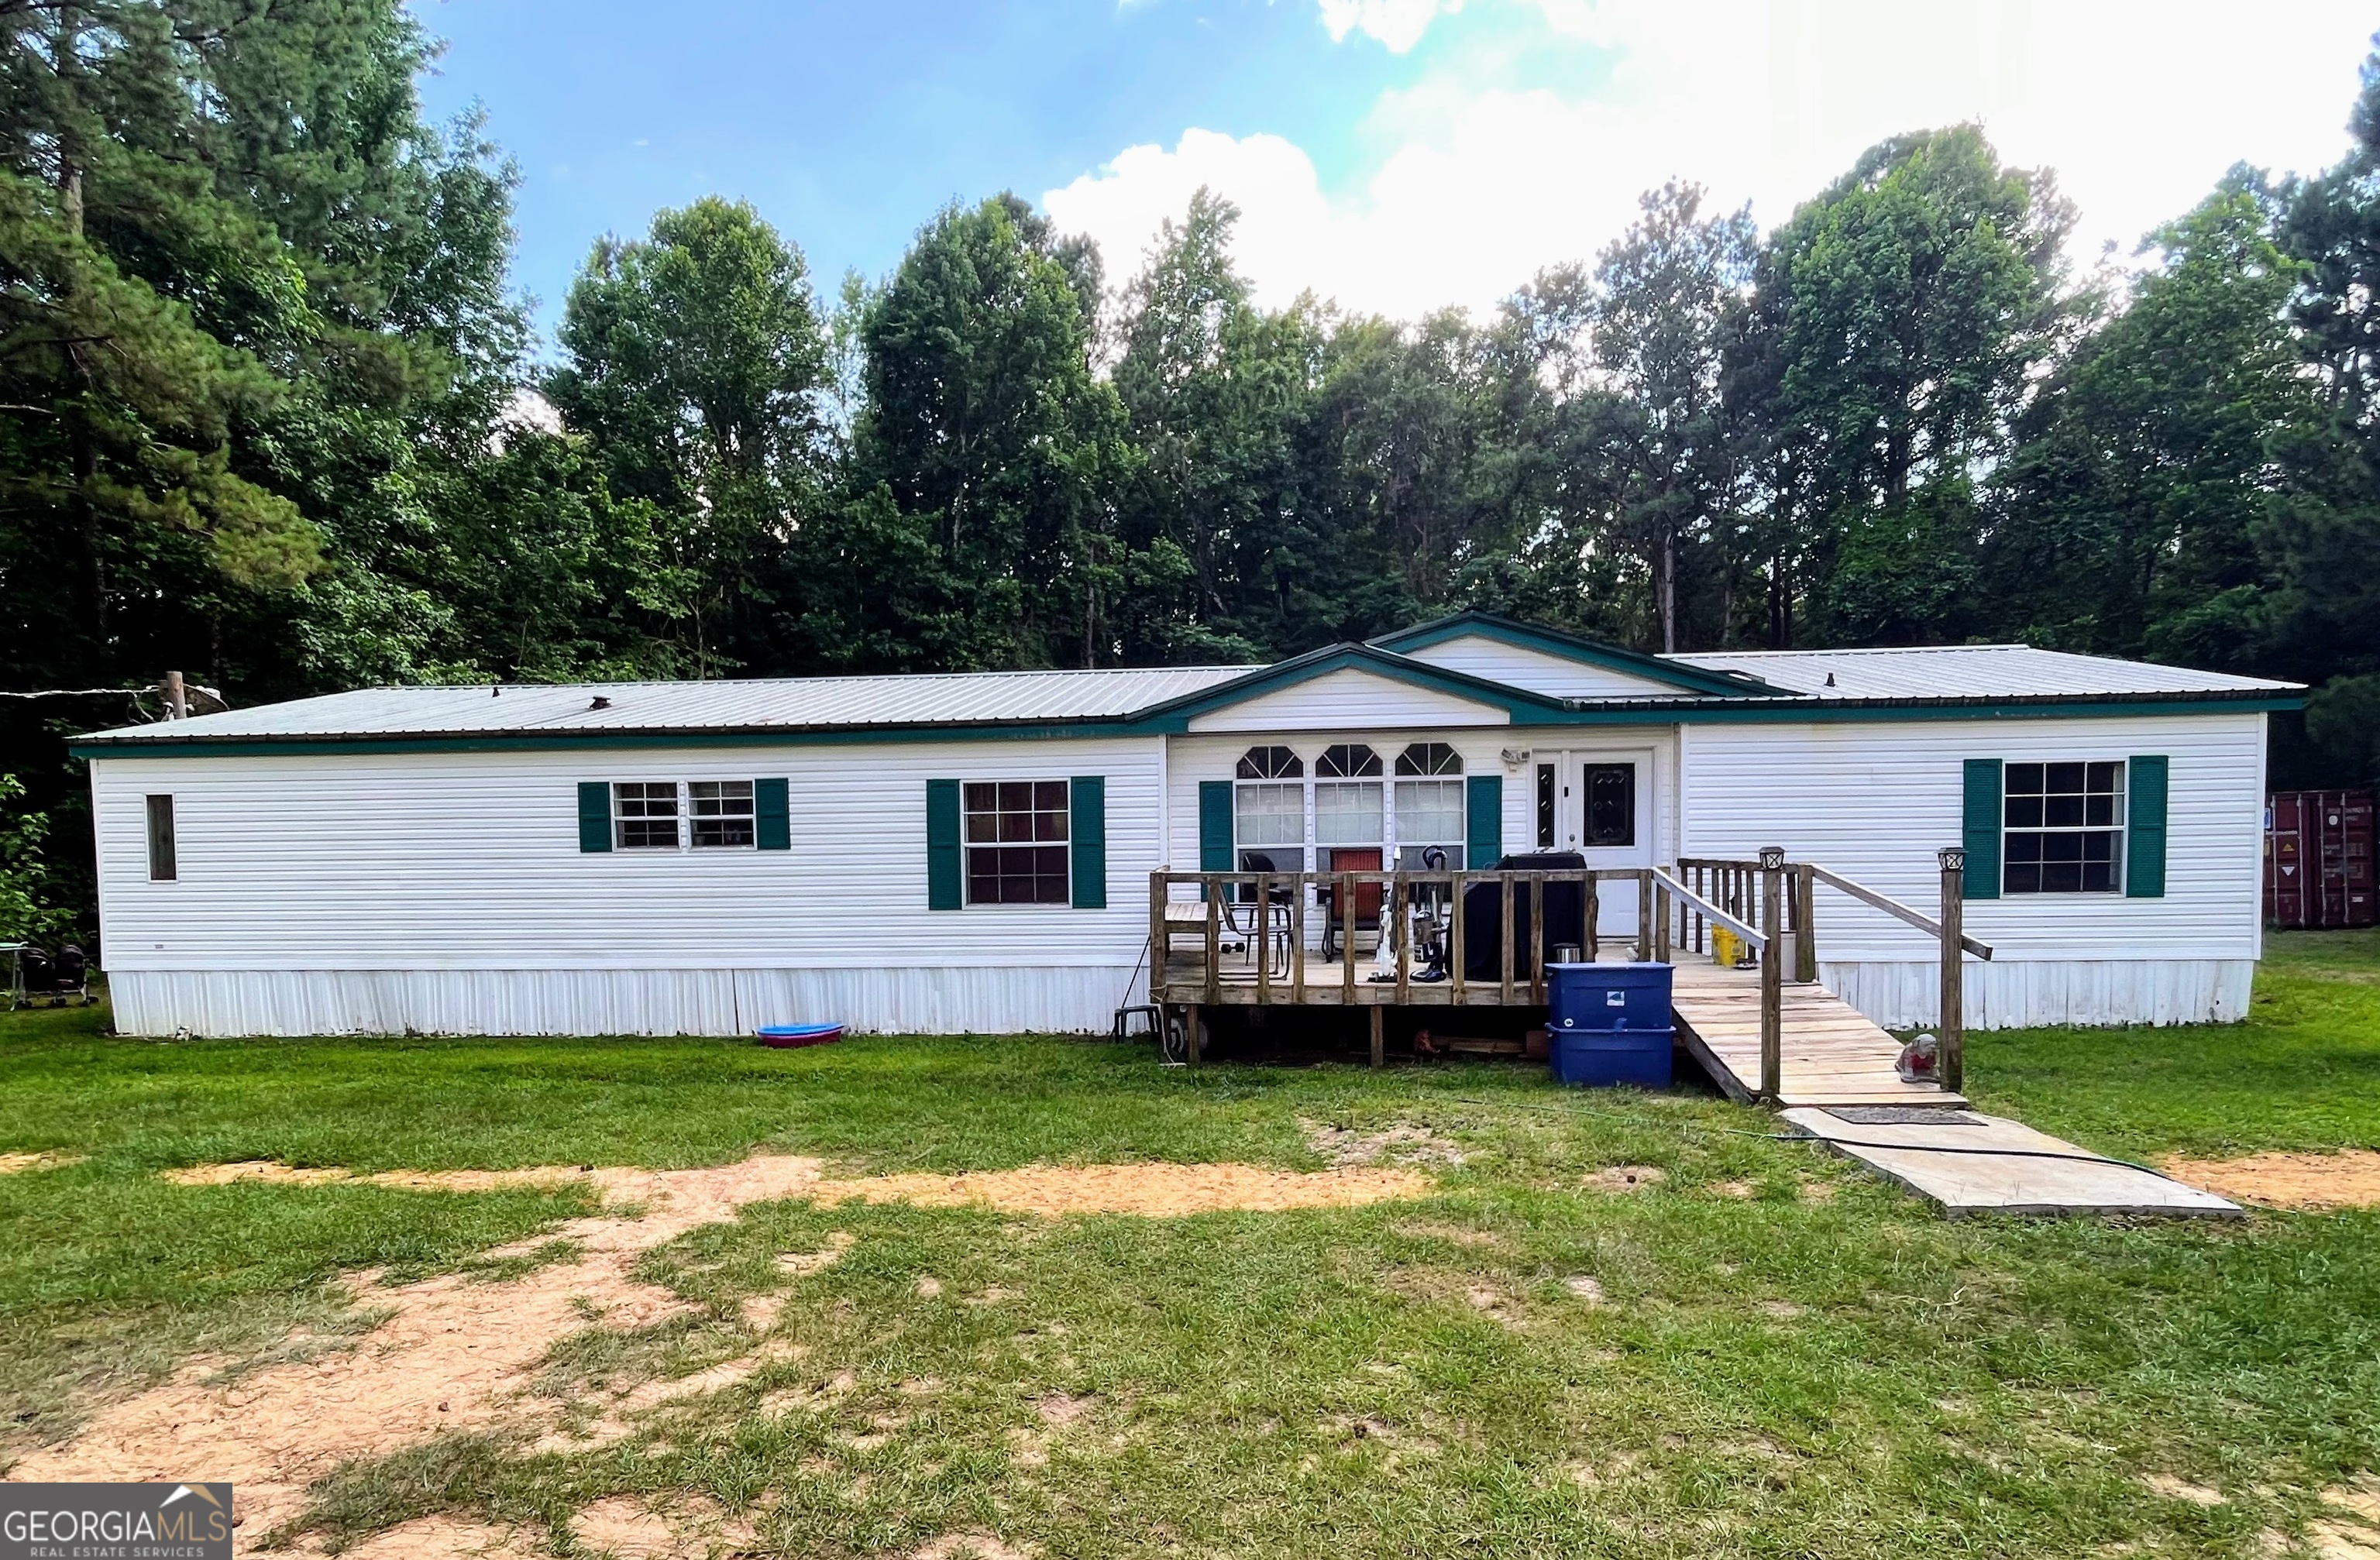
[1150,856,1981,1107]
[1667,962,1967,1109]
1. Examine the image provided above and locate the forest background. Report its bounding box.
[7,0,2380,943]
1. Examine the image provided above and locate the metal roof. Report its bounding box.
[1664,644,2301,702]
[77,665,1254,744]
[73,636,2304,750]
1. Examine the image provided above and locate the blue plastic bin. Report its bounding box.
[1547,961,1674,1033]
[1549,1026,1675,1088]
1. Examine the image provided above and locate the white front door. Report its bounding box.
[1535,747,1656,940]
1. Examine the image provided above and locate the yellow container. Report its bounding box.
[1712,926,1742,967]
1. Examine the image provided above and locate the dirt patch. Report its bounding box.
[2315,1521,2380,1560]
[1581,1165,1666,1194]
[22,1156,829,1536]
[52,1152,1432,1537]
[911,1536,1034,1560]
[569,1494,757,1559]
[812,1161,1433,1217]
[2326,1478,2380,1525]
[1561,1275,1605,1304]
[2161,1149,2380,1210]
[293,1514,540,1557]
[2141,1472,2226,1506]
[1300,1117,1467,1167]
[0,1151,82,1176]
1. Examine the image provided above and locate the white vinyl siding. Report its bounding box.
[1677,713,2265,1025]
[1398,633,1696,699]
[1185,668,1508,732]
[88,737,1164,1036]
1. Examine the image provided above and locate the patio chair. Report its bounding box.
[1226,852,1296,978]
[1317,848,1385,964]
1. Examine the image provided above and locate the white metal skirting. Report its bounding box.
[106,967,1144,1039]
[1820,959,2255,1030]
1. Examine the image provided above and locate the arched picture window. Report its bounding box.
[1235,746,1305,871]
[1316,744,1381,778]
[1393,744,1464,867]
[1314,744,1382,870]
[1395,742,1462,776]
[1236,746,1304,780]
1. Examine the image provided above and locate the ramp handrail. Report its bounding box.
[1649,868,1765,948]
[1803,863,1993,962]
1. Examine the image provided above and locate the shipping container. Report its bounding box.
[2265,789,2377,929]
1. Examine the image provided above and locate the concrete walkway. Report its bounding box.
[1780,1106,2244,1218]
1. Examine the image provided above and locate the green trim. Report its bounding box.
[68,690,2304,760]
[1069,775,1106,909]
[1371,610,1788,697]
[1130,641,1577,730]
[577,782,611,854]
[2127,754,2168,899]
[755,777,789,850]
[1465,774,1503,869]
[925,779,962,911]
[1961,760,2001,900]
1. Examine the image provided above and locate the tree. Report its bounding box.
[547,198,831,676]
[855,194,1132,668]
[1578,182,1756,651]
[1737,125,2076,644]
[1988,183,2311,667]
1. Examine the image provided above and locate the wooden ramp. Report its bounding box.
[1668,961,1968,1109]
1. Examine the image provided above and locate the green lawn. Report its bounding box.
[2,936,2377,1558]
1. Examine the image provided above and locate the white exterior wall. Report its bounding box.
[1398,634,1687,699]
[1184,667,1509,731]
[1679,712,2267,1028]
[91,737,1165,1037]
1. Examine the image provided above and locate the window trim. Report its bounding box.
[961,778,1073,907]
[2000,758,2127,895]
[145,793,177,882]
[687,779,758,850]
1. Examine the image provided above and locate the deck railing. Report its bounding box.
[1147,849,1990,1094]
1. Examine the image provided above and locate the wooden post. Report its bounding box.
[1291,874,1306,1005]
[1584,875,1599,962]
[1653,879,1671,965]
[1759,846,1784,1103]
[1794,864,1818,984]
[1635,868,1653,961]
[1188,1003,1203,1067]
[163,669,187,720]
[1204,882,1222,1006]
[1340,871,1357,1005]
[1500,874,1515,1005]
[1149,872,1168,1007]
[1528,874,1546,1002]
[1938,846,1966,1094]
[1255,873,1271,1005]
[1369,1002,1384,1068]
[1396,876,1413,1005]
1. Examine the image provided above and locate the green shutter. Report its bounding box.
[927,779,963,910]
[2127,754,2168,898]
[1069,776,1107,909]
[1962,759,2001,900]
[1199,781,1233,871]
[1466,774,1504,869]
[755,778,789,850]
[578,782,611,854]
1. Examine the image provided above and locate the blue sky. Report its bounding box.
[413,0,2380,345]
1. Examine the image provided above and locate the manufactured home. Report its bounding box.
[74,613,2299,1043]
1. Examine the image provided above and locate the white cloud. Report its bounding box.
[1048,0,2379,320]
[1316,0,1463,53]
